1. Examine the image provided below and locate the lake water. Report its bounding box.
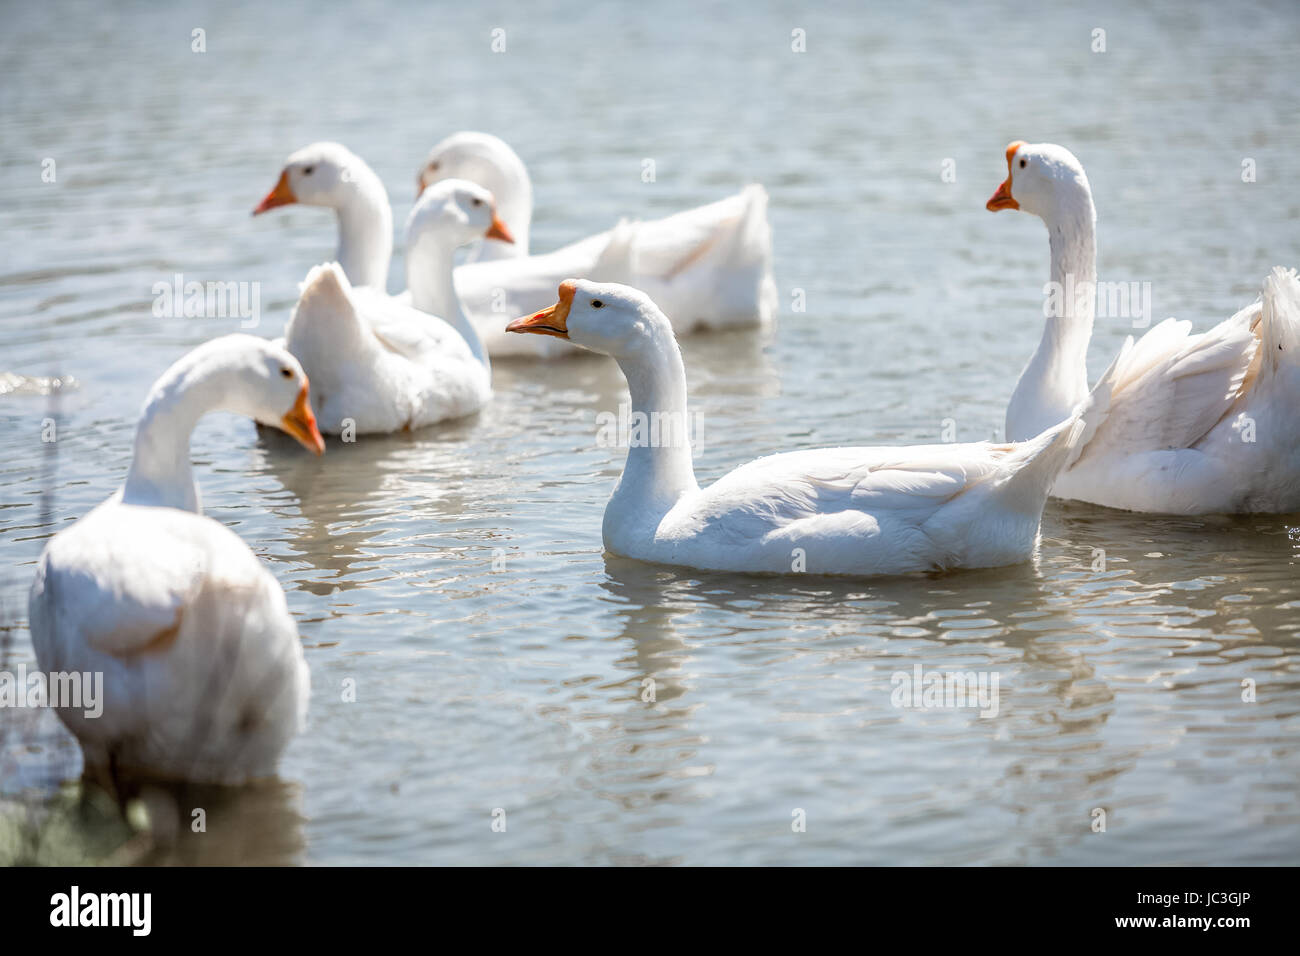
[1,0,1298,865]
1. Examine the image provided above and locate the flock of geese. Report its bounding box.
[26,133,1300,785]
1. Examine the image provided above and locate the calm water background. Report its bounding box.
[2,0,1298,864]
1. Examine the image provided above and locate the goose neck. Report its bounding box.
[336,174,393,290]
[1006,201,1098,441]
[122,366,213,512]
[610,331,699,517]
[407,236,489,371]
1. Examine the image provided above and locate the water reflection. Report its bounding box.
[126,778,307,866]
[0,776,306,866]
[255,426,488,594]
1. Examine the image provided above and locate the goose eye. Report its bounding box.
[1019,158,1027,169]
[303,165,314,175]
[591,299,604,309]
[428,162,439,172]
[471,197,483,207]
[281,367,294,379]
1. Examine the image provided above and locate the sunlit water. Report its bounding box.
[2,0,1298,864]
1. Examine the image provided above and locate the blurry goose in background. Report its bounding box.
[28,335,322,786]
[416,131,532,262]
[508,281,1114,576]
[250,138,778,359]
[988,141,1300,513]
[280,179,506,434]
[418,131,779,356]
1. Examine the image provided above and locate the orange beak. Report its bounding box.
[253,170,297,216]
[506,280,575,338]
[486,211,514,244]
[280,381,325,455]
[415,177,427,199]
[986,141,1025,212]
[986,179,1018,211]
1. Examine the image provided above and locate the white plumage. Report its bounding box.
[28,335,320,784]
[450,185,778,358]
[614,435,1088,575]
[420,132,777,357]
[254,137,777,359]
[280,179,502,434]
[508,280,1111,576]
[989,141,1300,513]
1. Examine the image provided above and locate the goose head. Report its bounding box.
[506,280,666,359]
[405,179,513,252]
[253,142,366,215]
[207,335,326,454]
[986,141,1094,224]
[417,132,527,197]
[126,336,323,510]
[416,132,532,251]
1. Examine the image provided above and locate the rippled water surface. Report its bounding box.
[2,0,1299,864]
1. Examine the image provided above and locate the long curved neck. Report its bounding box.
[406,236,489,372]
[336,169,393,289]
[1007,197,1097,441]
[608,328,699,522]
[122,360,224,512]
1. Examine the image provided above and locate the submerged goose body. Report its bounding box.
[280,179,506,434]
[28,335,323,784]
[508,281,1109,576]
[420,132,777,356]
[989,142,1300,514]
[600,435,1081,576]
[451,186,776,358]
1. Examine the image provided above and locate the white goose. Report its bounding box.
[253,140,777,358]
[417,131,533,263]
[28,335,323,785]
[419,132,778,356]
[507,281,1111,576]
[253,141,392,290]
[280,179,508,434]
[988,141,1300,514]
